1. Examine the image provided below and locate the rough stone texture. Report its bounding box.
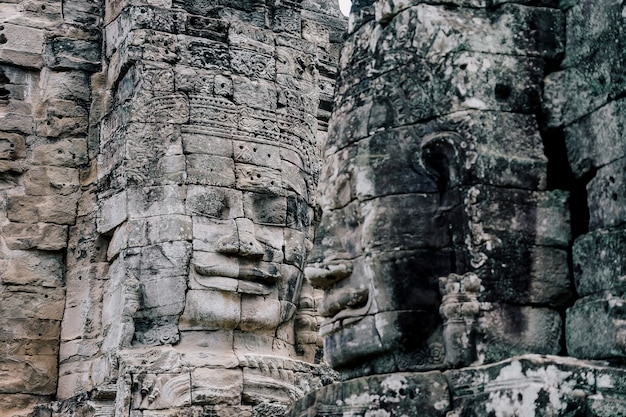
[290,371,450,417]
[295,0,625,415]
[306,0,572,382]
[1,0,344,415]
[0,0,101,413]
[289,355,626,417]
[1,0,626,416]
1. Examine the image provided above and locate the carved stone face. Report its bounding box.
[308,128,459,375]
[179,138,314,336]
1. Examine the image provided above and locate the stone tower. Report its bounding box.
[0,1,345,415]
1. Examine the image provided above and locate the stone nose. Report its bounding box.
[215,218,264,258]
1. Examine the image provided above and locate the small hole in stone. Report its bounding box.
[0,34,6,44]
[44,294,48,298]
[240,145,244,149]
[459,63,467,70]
[612,193,618,201]
[267,154,271,158]
[41,4,46,10]
[517,393,523,401]
[494,83,512,101]
[610,176,615,183]
[256,174,261,178]
[253,148,257,152]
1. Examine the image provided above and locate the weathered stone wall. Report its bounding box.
[0,0,101,414]
[545,0,626,363]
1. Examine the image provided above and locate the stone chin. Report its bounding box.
[320,309,443,376]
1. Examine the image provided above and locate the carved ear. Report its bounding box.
[420,132,462,194]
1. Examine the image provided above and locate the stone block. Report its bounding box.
[573,229,626,297]
[126,215,192,247]
[0,23,45,68]
[472,242,571,306]
[23,166,80,196]
[178,35,230,71]
[288,371,450,417]
[131,373,192,410]
[232,76,277,111]
[230,49,276,81]
[34,98,89,137]
[307,201,362,264]
[135,274,186,317]
[566,293,626,359]
[3,222,68,250]
[186,155,236,187]
[469,186,571,248]
[0,252,63,287]
[233,140,282,170]
[62,0,102,26]
[180,288,240,331]
[32,138,88,167]
[41,69,91,102]
[97,191,127,234]
[191,368,243,405]
[587,158,626,231]
[128,92,189,125]
[0,353,58,395]
[564,98,626,179]
[476,304,562,363]
[7,194,78,224]
[0,131,26,160]
[184,15,229,43]
[234,163,283,195]
[446,356,592,417]
[127,186,186,219]
[561,0,624,68]
[240,297,281,332]
[0,285,65,320]
[182,129,233,157]
[0,394,49,416]
[360,193,452,251]
[58,356,98,398]
[67,216,109,268]
[543,46,626,128]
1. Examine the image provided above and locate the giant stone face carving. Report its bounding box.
[179,171,311,335]
[307,0,572,378]
[307,128,462,375]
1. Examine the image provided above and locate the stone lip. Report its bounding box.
[193,262,281,295]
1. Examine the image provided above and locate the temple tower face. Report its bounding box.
[53,1,344,415]
[309,0,571,378]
